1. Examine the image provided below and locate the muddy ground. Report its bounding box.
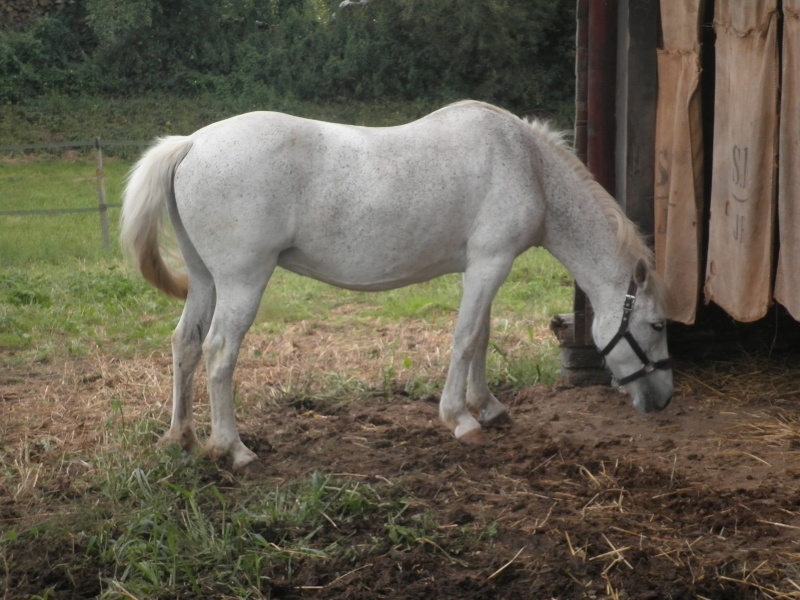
[2,345,800,598]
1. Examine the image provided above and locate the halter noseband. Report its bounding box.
[597,280,672,385]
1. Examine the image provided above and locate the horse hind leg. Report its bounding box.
[466,308,513,428]
[158,190,215,455]
[202,267,274,471]
[160,264,215,454]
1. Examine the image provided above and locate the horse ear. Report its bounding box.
[633,257,650,291]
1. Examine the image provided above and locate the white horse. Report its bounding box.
[121,101,673,471]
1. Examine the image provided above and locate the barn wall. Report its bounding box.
[562,0,800,376]
[619,0,800,327]
[615,0,658,237]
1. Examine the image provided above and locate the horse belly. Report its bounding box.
[277,232,467,291]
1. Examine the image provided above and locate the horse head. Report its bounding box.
[593,258,674,413]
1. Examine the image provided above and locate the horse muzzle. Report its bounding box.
[629,371,674,414]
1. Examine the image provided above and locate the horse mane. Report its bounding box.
[448,101,668,306]
[524,118,652,263]
[526,117,670,307]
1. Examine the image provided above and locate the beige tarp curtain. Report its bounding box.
[704,0,780,322]
[653,0,705,325]
[775,1,800,319]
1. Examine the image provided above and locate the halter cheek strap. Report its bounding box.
[597,280,672,385]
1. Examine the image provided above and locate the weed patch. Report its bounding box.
[3,444,436,599]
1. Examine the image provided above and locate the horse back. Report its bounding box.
[172,104,545,290]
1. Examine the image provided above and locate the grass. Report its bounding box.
[88,459,413,597]
[0,159,129,265]
[0,93,445,149]
[1,413,439,599]
[0,263,179,359]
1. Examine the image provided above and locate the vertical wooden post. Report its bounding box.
[95,137,111,252]
[615,0,658,232]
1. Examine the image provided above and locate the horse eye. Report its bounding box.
[650,322,665,332]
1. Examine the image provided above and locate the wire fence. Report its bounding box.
[0,139,148,250]
[0,140,147,153]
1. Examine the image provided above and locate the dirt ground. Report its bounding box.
[3,338,800,598]
[241,374,800,599]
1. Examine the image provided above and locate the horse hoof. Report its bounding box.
[229,442,260,473]
[158,429,199,454]
[234,458,266,477]
[459,428,491,446]
[484,411,513,428]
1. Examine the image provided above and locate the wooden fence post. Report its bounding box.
[95,137,111,252]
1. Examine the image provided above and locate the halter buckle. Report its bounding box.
[623,293,635,312]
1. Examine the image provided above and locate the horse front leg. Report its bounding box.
[440,258,513,444]
[466,308,513,428]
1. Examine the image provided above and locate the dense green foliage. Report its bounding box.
[0,0,575,115]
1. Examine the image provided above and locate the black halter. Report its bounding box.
[597,281,672,385]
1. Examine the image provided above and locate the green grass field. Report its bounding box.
[0,159,129,265]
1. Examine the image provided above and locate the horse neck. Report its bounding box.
[537,151,632,310]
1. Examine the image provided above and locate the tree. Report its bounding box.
[0,0,576,115]
[85,0,154,48]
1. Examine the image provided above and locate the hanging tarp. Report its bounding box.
[704,0,780,322]
[774,1,800,320]
[653,0,706,325]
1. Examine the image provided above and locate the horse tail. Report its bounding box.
[121,136,194,300]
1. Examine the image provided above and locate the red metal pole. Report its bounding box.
[575,0,617,345]
[586,0,617,196]
[572,0,590,342]
[574,0,589,164]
